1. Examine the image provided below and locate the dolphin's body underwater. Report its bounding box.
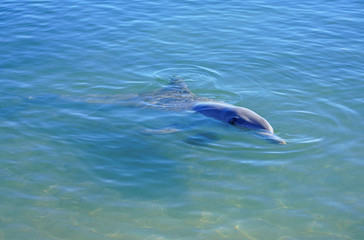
[27,77,286,144]
[138,77,286,145]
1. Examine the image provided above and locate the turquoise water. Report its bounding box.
[1,0,364,239]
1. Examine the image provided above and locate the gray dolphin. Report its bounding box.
[138,77,286,145]
[53,76,286,144]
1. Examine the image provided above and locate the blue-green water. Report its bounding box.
[1,0,364,239]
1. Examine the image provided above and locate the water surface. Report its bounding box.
[1,0,364,239]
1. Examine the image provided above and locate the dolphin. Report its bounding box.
[138,77,286,145]
[51,76,286,144]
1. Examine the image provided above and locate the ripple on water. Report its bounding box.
[132,63,221,84]
[129,63,245,103]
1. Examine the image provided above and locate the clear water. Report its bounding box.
[1,0,364,239]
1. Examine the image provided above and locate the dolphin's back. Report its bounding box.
[137,77,210,111]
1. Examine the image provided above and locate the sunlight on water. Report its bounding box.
[1,0,363,239]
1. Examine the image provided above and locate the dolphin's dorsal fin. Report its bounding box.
[169,76,192,95]
[169,76,185,85]
[137,76,202,111]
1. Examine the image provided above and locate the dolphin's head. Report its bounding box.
[227,107,286,144]
[193,102,273,131]
[193,102,286,144]
[226,106,273,133]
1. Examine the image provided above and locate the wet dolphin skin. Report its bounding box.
[192,101,286,144]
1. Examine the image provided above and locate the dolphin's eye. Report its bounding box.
[228,116,238,126]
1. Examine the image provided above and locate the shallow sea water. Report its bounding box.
[1,0,364,239]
